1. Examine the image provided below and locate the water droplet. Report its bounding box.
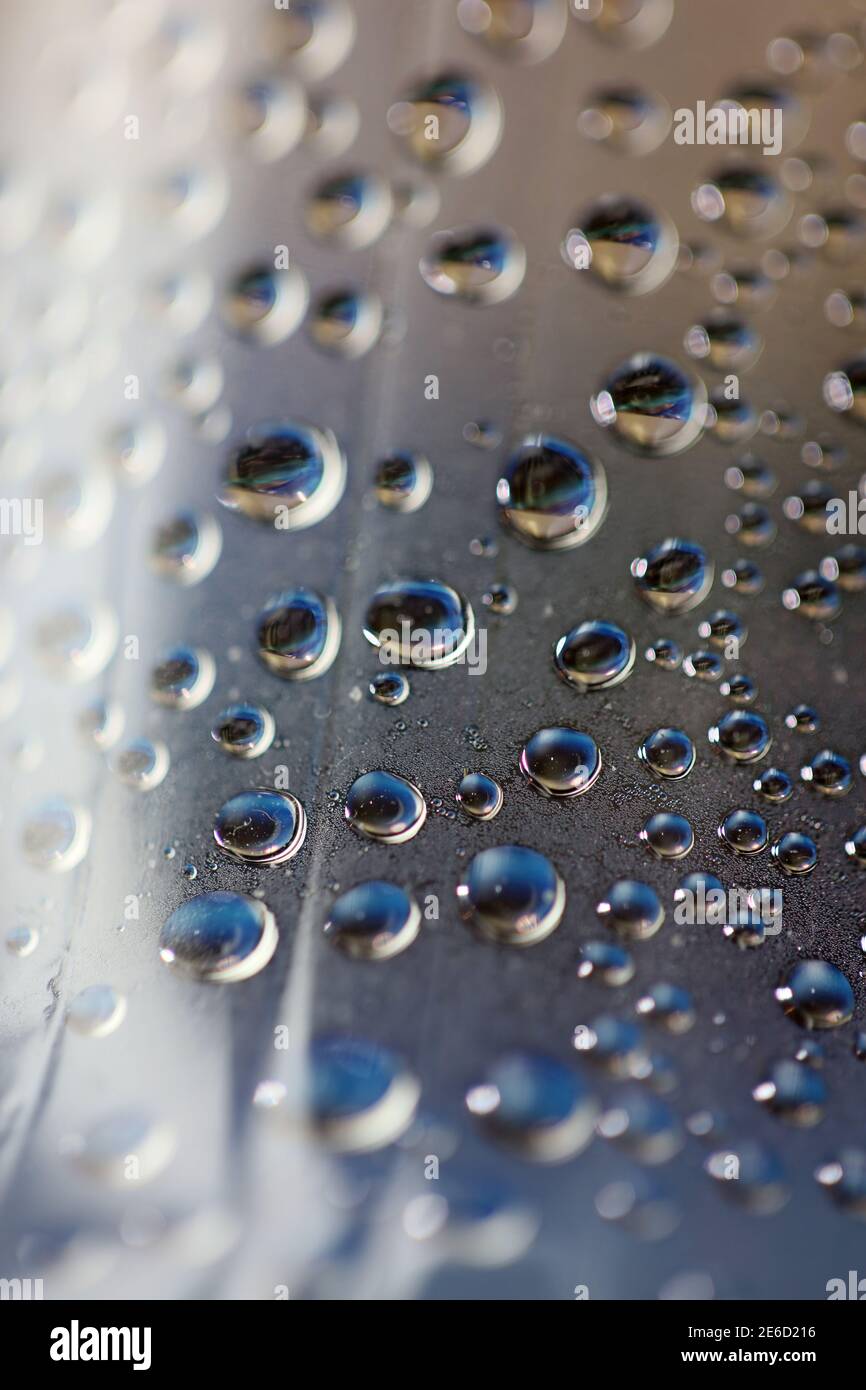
[575,1015,648,1076]
[575,0,674,51]
[782,569,841,621]
[369,671,410,706]
[482,582,518,615]
[214,789,306,864]
[34,601,118,682]
[67,984,127,1038]
[160,891,278,982]
[77,697,124,750]
[719,672,758,704]
[520,725,601,797]
[389,71,502,174]
[6,924,39,957]
[824,358,866,423]
[222,264,308,345]
[685,313,762,372]
[363,578,474,668]
[577,84,670,155]
[22,798,90,871]
[638,727,695,780]
[771,831,817,876]
[636,982,695,1034]
[457,845,565,944]
[344,770,426,844]
[597,1090,682,1164]
[718,808,768,855]
[821,544,866,592]
[577,940,635,985]
[223,422,345,528]
[496,434,607,549]
[597,879,664,940]
[708,708,771,763]
[420,225,525,304]
[631,538,713,613]
[706,1142,789,1214]
[721,558,763,595]
[458,0,567,63]
[306,170,392,248]
[683,650,723,681]
[150,644,215,711]
[373,453,433,513]
[775,959,854,1029]
[801,748,852,796]
[640,812,693,860]
[308,286,383,358]
[149,510,222,586]
[555,619,634,690]
[111,738,169,791]
[564,195,677,294]
[591,354,706,455]
[256,589,341,680]
[845,826,866,868]
[324,881,420,960]
[71,1112,176,1187]
[644,637,682,669]
[302,1036,419,1152]
[466,1051,596,1160]
[268,0,356,81]
[752,767,794,803]
[816,1150,866,1219]
[456,772,503,821]
[211,703,275,758]
[692,167,792,239]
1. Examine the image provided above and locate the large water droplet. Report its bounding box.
[466,1051,597,1160]
[420,226,525,304]
[497,434,607,549]
[256,589,341,680]
[160,891,278,982]
[457,845,565,945]
[363,578,474,668]
[555,619,634,689]
[775,960,854,1029]
[324,881,420,960]
[520,725,601,797]
[344,770,426,844]
[223,422,345,528]
[631,538,713,613]
[591,354,707,455]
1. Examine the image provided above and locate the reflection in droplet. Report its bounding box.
[497,434,607,549]
[306,170,393,248]
[640,812,693,860]
[345,770,426,844]
[456,772,503,821]
[223,422,345,528]
[555,620,634,690]
[390,72,502,174]
[718,808,768,856]
[520,726,601,797]
[149,511,222,586]
[151,644,215,711]
[631,538,713,613]
[708,708,771,763]
[211,703,275,759]
[257,589,341,680]
[374,453,433,513]
[324,881,420,960]
[363,579,474,668]
[564,195,677,295]
[222,264,308,344]
[457,845,565,945]
[214,789,306,865]
[592,355,707,455]
[638,728,695,780]
[420,226,525,305]
[775,960,854,1030]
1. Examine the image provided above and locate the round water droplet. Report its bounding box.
[23,797,91,872]
[344,770,426,844]
[34,601,118,682]
[775,960,854,1029]
[631,538,713,613]
[719,672,758,704]
[233,74,307,161]
[149,510,222,586]
[752,767,794,803]
[456,772,503,821]
[692,167,792,239]
[821,544,866,593]
[845,826,866,868]
[308,286,383,358]
[256,589,341,680]
[306,170,392,248]
[592,354,706,455]
[575,1016,648,1077]
[457,845,565,945]
[824,359,866,423]
[685,313,762,372]
[577,940,635,986]
[77,697,124,750]
[564,195,678,294]
[496,434,607,549]
[458,0,568,64]
[640,812,693,860]
[210,703,275,759]
[520,725,601,797]
[223,422,345,528]
[637,727,695,780]
[576,0,674,51]
[721,558,763,595]
[636,982,695,1034]
[683,650,723,681]
[374,453,433,512]
[420,225,525,305]
[597,1090,682,1164]
[67,984,127,1038]
[324,881,420,960]
[369,671,410,706]
[390,71,502,174]
[71,1111,176,1188]
[214,789,306,865]
[816,1150,866,1219]
[225,247,312,339]
[708,708,771,763]
[555,619,634,690]
[698,609,747,650]
[302,1036,419,1152]
[160,891,278,982]
[363,578,474,669]
[771,831,817,876]
[150,644,215,711]
[466,1051,597,1161]
[110,738,170,791]
[706,1142,789,1214]
[644,637,682,669]
[801,748,852,796]
[482,583,518,615]
[718,807,768,855]
[597,879,664,941]
[782,569,841,621]
[707,389,758,444]
[578,84,670,154]
[268,0,356,81]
